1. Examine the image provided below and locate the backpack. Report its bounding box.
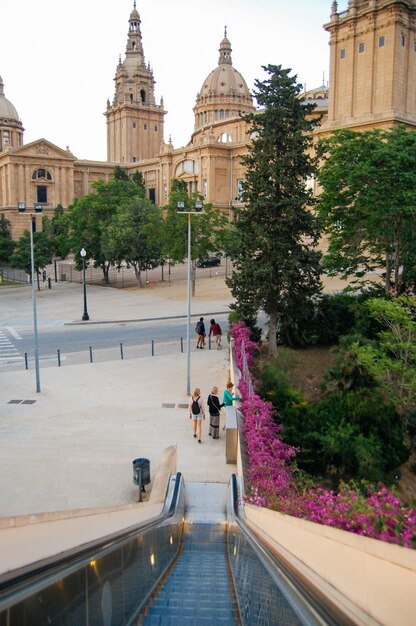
[191,397,200,415]
[195,321,202,334]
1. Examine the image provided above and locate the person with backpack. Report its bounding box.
[208,318,222,350]
[195,317,206,349]
[189,387,205,443]
[207,386,224,439]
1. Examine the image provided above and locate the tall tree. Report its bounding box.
[0,214,15,273]
[227,65,322,354]
[105,196,163,287]
[10,229,53,290]
[162,180,227,295]
[42,204,71,259]
[68,177,144,283]
[317,125,416,294]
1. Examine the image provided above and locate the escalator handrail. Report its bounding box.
[229,474,342,626]
[0,472,184,606]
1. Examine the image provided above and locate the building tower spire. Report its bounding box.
[218,28,232,65]
[105,3,165,164]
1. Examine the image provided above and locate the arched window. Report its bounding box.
[175,160,199,176]
[140,89,146,104]
[218,133,232,143]
[32,168,52,181]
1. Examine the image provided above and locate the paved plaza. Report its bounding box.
[0,277,236,517]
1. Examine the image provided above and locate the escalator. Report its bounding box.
[0,474,342,625]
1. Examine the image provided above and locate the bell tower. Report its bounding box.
[105,2,165,163]
[324,0,416,131]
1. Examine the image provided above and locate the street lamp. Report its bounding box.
[80,248,89,321]
[18,202,41,393]
[177,199,204,395]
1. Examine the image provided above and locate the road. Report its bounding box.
[0,313,231,370]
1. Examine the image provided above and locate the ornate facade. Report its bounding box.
[1,0,416,239]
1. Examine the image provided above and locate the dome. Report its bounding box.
[197,33,251,102]
[0,77,20,121]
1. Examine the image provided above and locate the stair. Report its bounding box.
[140,484,240,625]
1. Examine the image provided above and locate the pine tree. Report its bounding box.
[227,65,322,354]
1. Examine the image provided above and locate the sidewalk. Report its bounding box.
[0,276,236,517]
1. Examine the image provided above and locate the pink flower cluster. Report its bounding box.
[231,322,416,548]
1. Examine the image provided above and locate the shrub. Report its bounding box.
[230,321,416,547]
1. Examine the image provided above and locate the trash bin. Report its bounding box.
[132,458,151,490]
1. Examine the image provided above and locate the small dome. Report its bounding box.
[0,77,20,121]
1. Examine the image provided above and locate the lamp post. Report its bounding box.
[177,199,204,395]
[18,202,41,392]
[80,248,89,321]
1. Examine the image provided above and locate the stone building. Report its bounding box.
[1,0,416,239]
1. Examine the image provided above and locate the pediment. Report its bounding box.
[8,138,76,161]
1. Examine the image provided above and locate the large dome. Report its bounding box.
[0,77,20,121]
[197,33,251,101]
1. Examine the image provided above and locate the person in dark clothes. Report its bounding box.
[207,386,224,439]
[196,317,206,349]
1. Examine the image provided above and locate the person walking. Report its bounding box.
[223,381,241,406]
[208,318,222,350]
[189,387,205,443]
[207,386,224,439]
[195,317,206,349]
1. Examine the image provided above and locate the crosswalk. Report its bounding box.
[0,330,23,365]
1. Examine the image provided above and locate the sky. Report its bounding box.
[1,0,348,161]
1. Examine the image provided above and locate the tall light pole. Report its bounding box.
[177,199,203,395]
[80,248,89,321]
[18,202,42,392]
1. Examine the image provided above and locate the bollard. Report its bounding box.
[57,349,61,367]
[151,340,154,356]
[48,277,51,289]
[89,346,93,363]
[180,337,183,353]
[24,353,28,370]
[208,336,211,350]
[120,342,124,360]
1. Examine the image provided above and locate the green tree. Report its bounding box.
[317,125,416,293]
[68,176,144,283]
[226,65,322,354]
[42,204,71,259]
[355,296,416,417]
[162,179,227,295]
[10,229,53,290]
[0,214,16,274]
[105,196,163,287]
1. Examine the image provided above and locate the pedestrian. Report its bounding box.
[189,387,205,443]
[208,318,222,350]
[207,386,224,439]
[223,381,241,406]
[195,317,206,349]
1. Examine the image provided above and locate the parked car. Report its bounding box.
[196,256,221,268]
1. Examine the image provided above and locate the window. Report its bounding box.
[401,34,406,47]
[140,89,146,103]
[3,130,10,144]
[175,160,199,176]
[359,42,365,53]
[32,169,52,181]
[218,132,232,143]
[144,123,147,130]
[133,122,136,129]
[37,186,47,203]
[130,94,133,103]
[379,36,385,47]
[164,184,168,201]
[154,125,157,132]
[203,180,207,198]
[340,48,346,59]
[236,179,245,201]
[132,156,136,162]
[414,40,416,52]
[149,188,156,204]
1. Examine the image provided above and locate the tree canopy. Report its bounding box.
[317,125,416,294]
[226,64,322,353]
